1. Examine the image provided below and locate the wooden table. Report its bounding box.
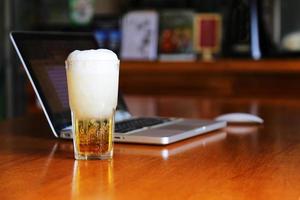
[1,97,300,200]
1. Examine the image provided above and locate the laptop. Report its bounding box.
[10,31,226,145]
[115,130,226,159]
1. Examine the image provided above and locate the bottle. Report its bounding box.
[223,0,277,59]
[222,0,252,58]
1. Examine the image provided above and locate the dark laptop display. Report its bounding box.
[11,32,127,133]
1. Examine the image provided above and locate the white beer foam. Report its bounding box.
[67,49,119,62]
[66,49,119,119]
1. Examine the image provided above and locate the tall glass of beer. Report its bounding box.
[66,49,119,160]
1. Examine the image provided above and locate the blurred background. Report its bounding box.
[1,0,300,120]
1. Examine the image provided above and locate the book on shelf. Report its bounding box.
[158,10,196,61]
[120,10,159,61]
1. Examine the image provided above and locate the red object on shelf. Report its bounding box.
[194,14,222,53]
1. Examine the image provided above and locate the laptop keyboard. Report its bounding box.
[115,117,171,133]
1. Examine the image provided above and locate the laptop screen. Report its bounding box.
[11,32,128,134]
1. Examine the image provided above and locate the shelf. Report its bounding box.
[120,59,300,74]
[119,59,300,98]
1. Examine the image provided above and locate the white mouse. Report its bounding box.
[215,113,264,124]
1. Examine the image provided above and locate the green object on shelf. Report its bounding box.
[69,0,95,25]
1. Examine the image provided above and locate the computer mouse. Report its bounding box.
[215,113,264,124]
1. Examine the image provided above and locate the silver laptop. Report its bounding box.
[115,130,226,159]
[10,31,226,145]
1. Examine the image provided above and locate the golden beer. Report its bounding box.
[66,49,119,160]
[73,116,114,159]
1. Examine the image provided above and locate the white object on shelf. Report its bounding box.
[121,10,158,61]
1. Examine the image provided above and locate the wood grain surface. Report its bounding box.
[1,97,300,200]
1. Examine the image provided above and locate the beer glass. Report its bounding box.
[66,49,119,160]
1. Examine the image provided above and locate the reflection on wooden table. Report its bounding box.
[1,96,300,199]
